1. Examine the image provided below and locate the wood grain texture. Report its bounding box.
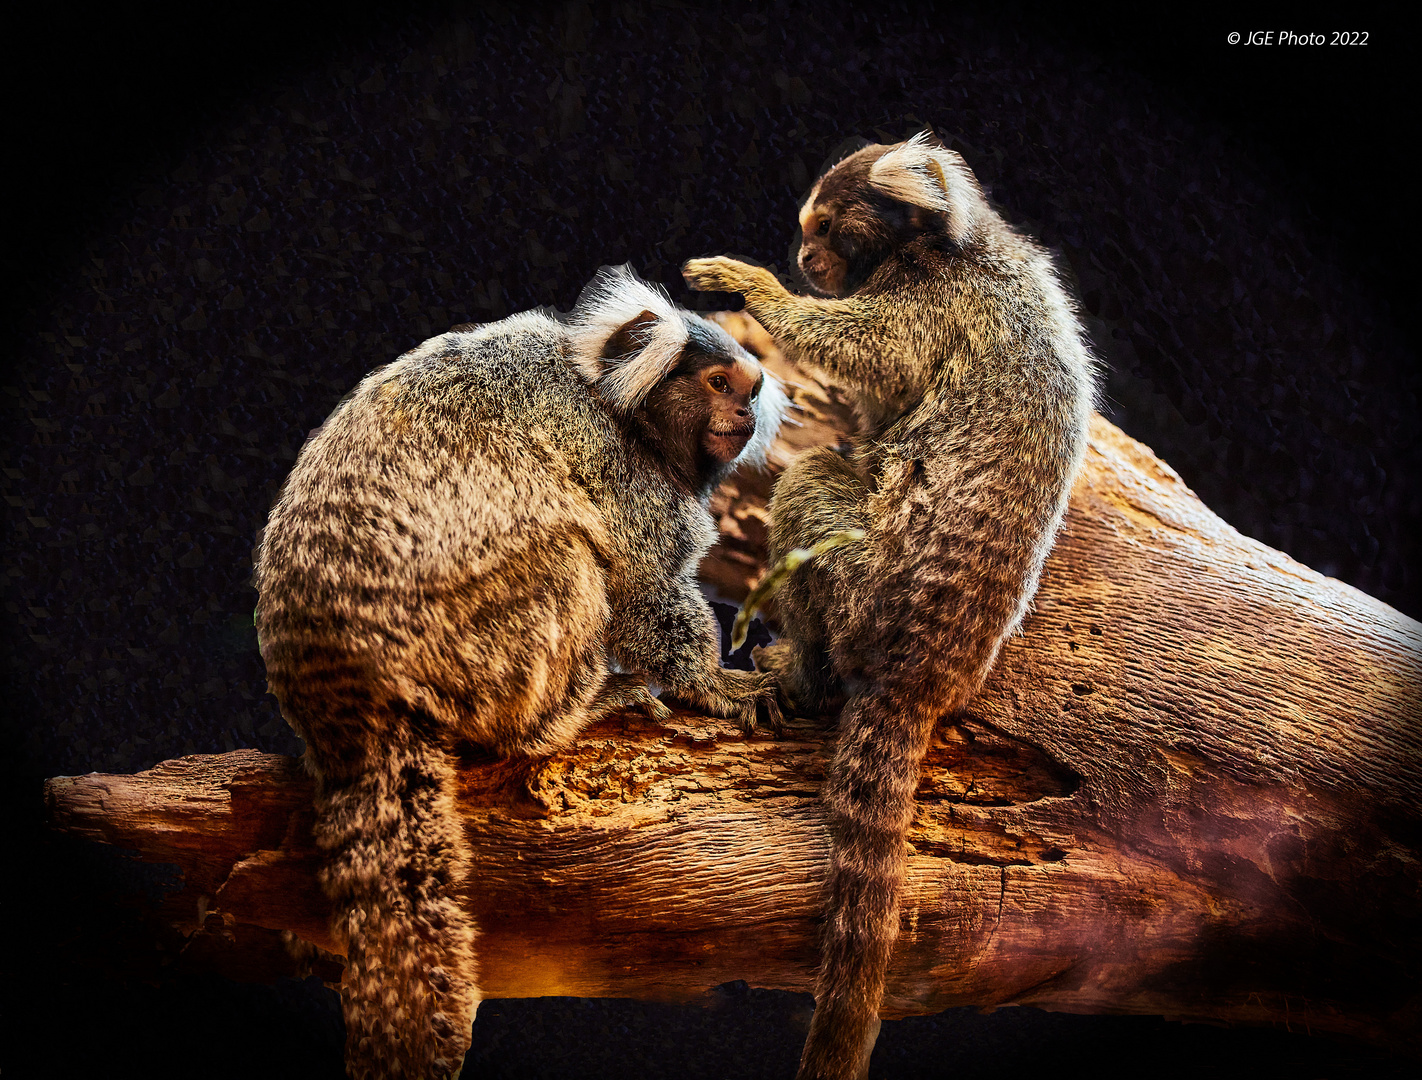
[44,316,1422,1051]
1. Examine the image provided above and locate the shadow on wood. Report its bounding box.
[44,314,1422,1054]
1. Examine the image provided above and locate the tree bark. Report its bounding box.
[44,314,1422,1052]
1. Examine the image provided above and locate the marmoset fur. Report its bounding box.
[684,132,1094,1080]
[252,266,786,1079]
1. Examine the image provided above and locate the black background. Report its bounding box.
[3,2,1417,1076]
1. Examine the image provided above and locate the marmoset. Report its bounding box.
[685,132,1094,1080]
[253,266,786,1078]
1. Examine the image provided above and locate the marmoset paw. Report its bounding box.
[751,643,844,720]
[683,256,760,296]
[665,669,784,737]
[723,669,786,738]
[630,685,673,723]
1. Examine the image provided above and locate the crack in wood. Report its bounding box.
[38,323,1422,1050]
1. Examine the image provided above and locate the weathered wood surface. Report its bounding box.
[44,315,1422,1051]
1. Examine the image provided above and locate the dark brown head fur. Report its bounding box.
[634,319,768,488]
[797,135,975,297]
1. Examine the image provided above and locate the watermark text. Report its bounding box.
[1226,31,1369,46]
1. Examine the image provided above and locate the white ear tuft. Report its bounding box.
[868,131,981,246]
[569,265,689,414]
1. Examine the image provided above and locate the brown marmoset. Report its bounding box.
[685,132,1094,1080]
[253,266,786,1078]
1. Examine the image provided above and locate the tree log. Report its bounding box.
[43,315,1422,1052]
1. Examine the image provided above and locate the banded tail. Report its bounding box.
[313,719,478,1080]
[797,687,938,1080]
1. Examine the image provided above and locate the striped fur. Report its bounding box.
[253,270,783,1078]
[684,133,1094,1079]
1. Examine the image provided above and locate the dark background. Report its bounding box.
[3,1,1416,1076]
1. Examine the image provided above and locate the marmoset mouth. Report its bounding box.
[707,423,755,440]
[799,262,841,297]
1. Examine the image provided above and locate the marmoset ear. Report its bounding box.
[868,131,982,247]
[569,264,689,414]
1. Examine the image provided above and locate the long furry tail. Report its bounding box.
[313,721,478,1080]
[797,689,937,1080]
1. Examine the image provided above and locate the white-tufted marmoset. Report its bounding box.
[254,265,787,1078]
[685,132,1095,1080]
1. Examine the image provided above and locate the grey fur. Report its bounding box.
[253,267,785,1078]
[684,134,1094,1079]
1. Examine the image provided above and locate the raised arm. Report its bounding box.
[683,257,921,401]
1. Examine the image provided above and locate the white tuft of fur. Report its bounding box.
[569,265,690,414]
[868,131,980,246]
[740,370,790,469]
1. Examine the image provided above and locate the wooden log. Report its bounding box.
[43,316,1422,1052]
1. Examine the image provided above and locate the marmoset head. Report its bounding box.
[570,265,786,486]
[797,130,984,296]
[644,318,768,470]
